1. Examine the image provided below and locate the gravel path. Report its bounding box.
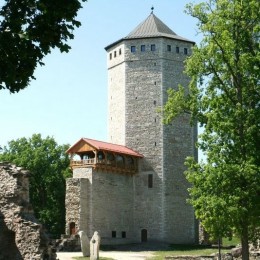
[56,251,154,260]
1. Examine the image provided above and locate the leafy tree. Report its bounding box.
[0,134,71,237]
[0,0,86,93]
[163,0,260,259]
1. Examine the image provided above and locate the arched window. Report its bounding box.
[125,156,134,166]
[97,151,105,160]
[116,155,124,166]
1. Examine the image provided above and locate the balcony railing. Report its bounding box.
[70,158,137,174]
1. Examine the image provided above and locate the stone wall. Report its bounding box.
[66,169,136,245]
[106,36,198,244]
[0,162,56,260]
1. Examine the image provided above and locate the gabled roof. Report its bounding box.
[66,138,143,158]
[105,13,194,50]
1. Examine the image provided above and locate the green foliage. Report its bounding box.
[0,0,87,93]
[163,0,260,258]
[0,134,71,237]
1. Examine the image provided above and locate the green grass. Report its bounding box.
[148,245,229,260]
[222,236,240,247]
[72,238,240,260]
[149,237,240,260]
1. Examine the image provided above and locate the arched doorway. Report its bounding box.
[141,229,147,242]
[69,222,76,235]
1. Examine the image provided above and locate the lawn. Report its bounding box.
[72,237,239,260]
[149,237,240,260]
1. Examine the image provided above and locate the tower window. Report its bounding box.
[184,48,188,55]
[114,51,117,57]
[119,48,122,55]
[155,118,156,122]
[122,231,126,238]
[148,174,153,188]
[176,46,180,53]
[109,53,112,60]
[154,81,156,85]
[112,231,116,238]
[141,45,146,52]
[153,100,156,105]
[151,44,156,51]
[131,46,136,53]
[167,45,171,52]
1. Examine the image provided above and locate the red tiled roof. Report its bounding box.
[67,138,143,158]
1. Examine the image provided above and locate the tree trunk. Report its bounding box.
[241,226,250,260]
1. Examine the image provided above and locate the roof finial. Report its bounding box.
[151,6,154,14]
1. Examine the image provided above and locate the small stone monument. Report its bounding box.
[78,230,90,257]
[90,231,101,260]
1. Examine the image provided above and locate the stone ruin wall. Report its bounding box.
[0,162,56,260]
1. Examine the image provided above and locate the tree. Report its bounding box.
[0,134,71,237]
[0,0,86,93]
[163,0,260,259]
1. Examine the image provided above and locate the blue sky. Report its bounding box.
[0,0,202,149]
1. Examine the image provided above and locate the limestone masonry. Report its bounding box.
[65,12,198,245]
[0,162,56,260]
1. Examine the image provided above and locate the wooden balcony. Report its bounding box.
[70,158,138,175]
[67,138,143,175]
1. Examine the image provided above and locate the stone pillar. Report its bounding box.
[90,231,101,260]
[78,230,90,257]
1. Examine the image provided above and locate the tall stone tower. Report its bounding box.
[105,12,198,243]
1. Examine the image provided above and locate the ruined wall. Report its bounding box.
[0,162,56,260]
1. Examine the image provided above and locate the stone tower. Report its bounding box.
[105,12,198,243]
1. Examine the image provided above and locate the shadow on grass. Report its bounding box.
[100,243,215,252]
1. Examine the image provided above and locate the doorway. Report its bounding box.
[141,229,147,242]
[69,222,76,235]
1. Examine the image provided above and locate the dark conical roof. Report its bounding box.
[105,13,194,50]
[125,13,175,39]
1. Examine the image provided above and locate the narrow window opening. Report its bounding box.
[154,63,156,66]
[109,53,112,60]
[153,100,156,105]
[155,142,157,146]
[122,231,126,238]
[176,46,179,53]
[184,48,188,55]
[155,118,156,123]
[141,45,145,52]
[114,51,117,57]
[151,44,156,51]
[119,48,122,55]
[154,81,156,85]
[148,174,153,188]
[167,45,171,52]
[131,46,136,53]
[112,231,116,238]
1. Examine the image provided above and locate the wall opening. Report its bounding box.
[148,174,153,188]
[69,222,76,235]
[141,229,148,242]
[0,215,22,259]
